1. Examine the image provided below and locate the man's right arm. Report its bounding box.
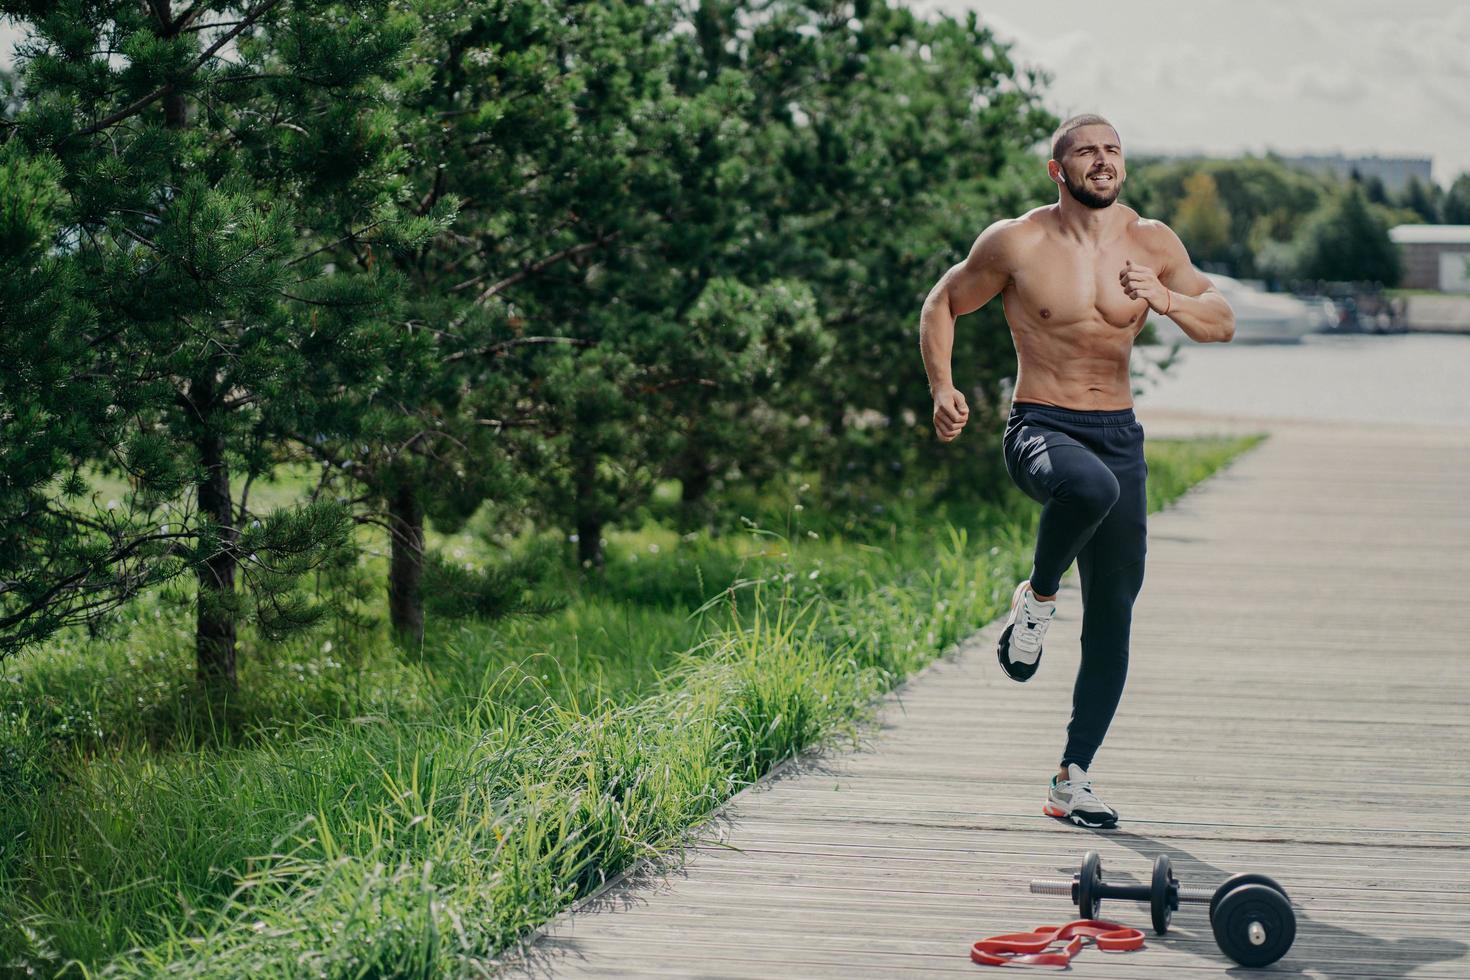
[919,219,1014,396]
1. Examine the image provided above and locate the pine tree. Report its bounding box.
[519,0,732,572]
[0,137,163,658]
[414,0,833,572]
[0,2,442,688]
[307,0,679,635]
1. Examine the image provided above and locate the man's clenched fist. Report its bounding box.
[932,386,969,442]
[1119,258,1172,315]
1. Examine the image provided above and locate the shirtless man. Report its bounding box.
[918,114,1235,828]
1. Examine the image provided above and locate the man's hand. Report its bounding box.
[933,386,970,442]
[1119,258,1172,315]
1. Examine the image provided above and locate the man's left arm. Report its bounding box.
[1120,223,1235,343]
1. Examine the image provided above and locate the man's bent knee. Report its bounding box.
[1063,467,1120,518]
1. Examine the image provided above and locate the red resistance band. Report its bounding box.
[970,918,1146,967]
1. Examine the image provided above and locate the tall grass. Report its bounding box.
[0,436,1261,977]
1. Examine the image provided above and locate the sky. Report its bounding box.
[5,2,1469,185]
[905,0,1470,185]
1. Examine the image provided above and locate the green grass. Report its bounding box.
[0,435,1262,977]
[1384,287,1459,298]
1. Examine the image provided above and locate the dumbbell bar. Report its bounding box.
[1030,853,1208,931]
[1029,851,1295,967]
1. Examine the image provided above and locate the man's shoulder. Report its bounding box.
[1125,209,1182,247]
[980,207,1052,250]
[1009,204,1056,234]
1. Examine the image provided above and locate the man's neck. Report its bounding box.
[1052,199,1119,249]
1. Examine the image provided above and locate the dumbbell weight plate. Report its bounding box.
[1150,855,1177,935]
[1209,872,1290,921]
[1077,851,1103,920]
[1211,883,1296,967]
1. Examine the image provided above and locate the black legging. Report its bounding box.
[1002,401,1148,772]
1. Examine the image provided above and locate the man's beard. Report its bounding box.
[1061,168,1121,209]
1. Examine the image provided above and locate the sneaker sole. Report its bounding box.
[997,624,1041,682]
[1043,802,1119,828]
[996,582,1044,682]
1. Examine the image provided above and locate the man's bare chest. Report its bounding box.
[1007,246,1151,331]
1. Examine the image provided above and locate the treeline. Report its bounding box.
[1126,155,1470,287]
[0,0,1057,692]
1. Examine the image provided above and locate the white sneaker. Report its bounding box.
[996,580,1055,682]
[1044,763,1120,828]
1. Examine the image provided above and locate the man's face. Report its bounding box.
[1054,125,1125,209]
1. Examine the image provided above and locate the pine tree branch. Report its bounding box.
[637,377,720,395]
[287,219,387,267]
[278,291,379,309]
[146,0,174,28]
[416,167,447,217]
[170,2,210,32]
[444,335,595,364]
[119,225,163,252]
[447,213,584,293]
[446,229,623,331]
[68,0,284,140]
[45,505,112,534]
[309,465,337,506]
[199,68,332,87]
[113,208,165,224]
[352,513,395,535]
[475,414,543,429]
[237,470,257,525]
[0,529,192,634]
[182,20,247,33]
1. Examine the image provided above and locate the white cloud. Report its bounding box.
[1375,5,1470,78]
[1286,65,1368,104]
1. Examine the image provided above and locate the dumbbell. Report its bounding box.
[1028,851,1295,967]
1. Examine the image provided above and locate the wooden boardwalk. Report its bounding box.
[505,413,1470,979]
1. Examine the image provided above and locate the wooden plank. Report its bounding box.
[501,416,1470,979]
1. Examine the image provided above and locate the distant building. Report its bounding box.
[1389,225,1470,291]
[1283,154,1433,194]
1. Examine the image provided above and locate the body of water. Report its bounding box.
[1136,333,1470,428]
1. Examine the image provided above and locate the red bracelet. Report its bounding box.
[1162,289,1172,316]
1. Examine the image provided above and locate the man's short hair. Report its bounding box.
[1051,114,1120,161]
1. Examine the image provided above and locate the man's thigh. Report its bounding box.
[1079,450,1148,575]
[1003,421,1113,506]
